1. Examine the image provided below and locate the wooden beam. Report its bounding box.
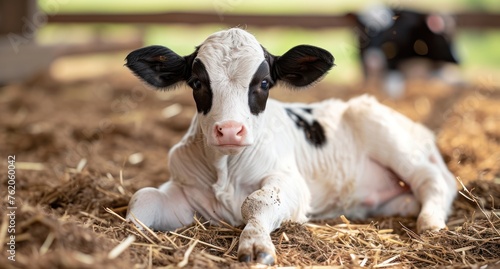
[46,12,500,29]
[46,12,355,28]
[455,13,500,28]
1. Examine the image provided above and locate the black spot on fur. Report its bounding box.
[285,108,326,147]
[302,107,313,114]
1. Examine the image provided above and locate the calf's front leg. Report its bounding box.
[238,174,310,265]
[127,180,194,231]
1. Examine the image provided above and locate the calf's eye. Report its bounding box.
[260,79,270,91]
[190,79,202,90]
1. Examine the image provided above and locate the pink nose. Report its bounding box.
[214,121,247,146]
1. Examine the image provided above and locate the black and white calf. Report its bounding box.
[125,28,457,265]
[351,5,460,98]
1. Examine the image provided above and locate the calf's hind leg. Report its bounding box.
[345,96,457,233]
[372,193,420,217]
[127,181,194,231]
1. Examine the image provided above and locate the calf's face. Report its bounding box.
[126,29,334,155]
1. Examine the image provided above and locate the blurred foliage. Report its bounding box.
[458,0,500,11]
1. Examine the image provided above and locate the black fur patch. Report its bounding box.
[285,108,326,147]
[302,107,313,114]
[248,61,273,115]
[188,59,213,115]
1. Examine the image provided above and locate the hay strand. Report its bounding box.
[108,235,136,259]
[177,239,199,267]
[76,158,87,173]
[457,177,500,235]
[0,212,8,252]
[39,232,55,255]
[15,162,46,171]
[169,231,226,252]
[128,212,162,243]
[104,207,127,222]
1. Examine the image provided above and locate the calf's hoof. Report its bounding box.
[238,252,275,265]
[237,225,276,265]
[417,212,446,233]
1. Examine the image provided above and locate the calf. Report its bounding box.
[125,28,457,265]
[351,6,460,97]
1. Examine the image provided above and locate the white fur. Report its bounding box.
[196,29,264,152]
[358,4,395,32]
[127,29,457,263]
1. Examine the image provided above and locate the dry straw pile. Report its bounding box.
[1,72,499,268]
[2,176,498,268]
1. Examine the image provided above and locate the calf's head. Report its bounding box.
[126,28,334,155]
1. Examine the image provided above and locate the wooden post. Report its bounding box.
[0,0,38,38]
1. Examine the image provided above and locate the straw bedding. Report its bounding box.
[1,69,499,268]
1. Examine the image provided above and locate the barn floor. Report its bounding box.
[0,54,499,269]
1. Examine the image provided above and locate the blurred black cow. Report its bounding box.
[351,6,460,98]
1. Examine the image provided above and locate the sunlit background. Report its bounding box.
[28,0,500,86]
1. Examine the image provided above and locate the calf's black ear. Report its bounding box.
[125,45,195,89]
[272,45,334,88]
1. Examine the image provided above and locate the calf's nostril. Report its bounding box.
[236,126,245,137]
[216,127,224,137]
